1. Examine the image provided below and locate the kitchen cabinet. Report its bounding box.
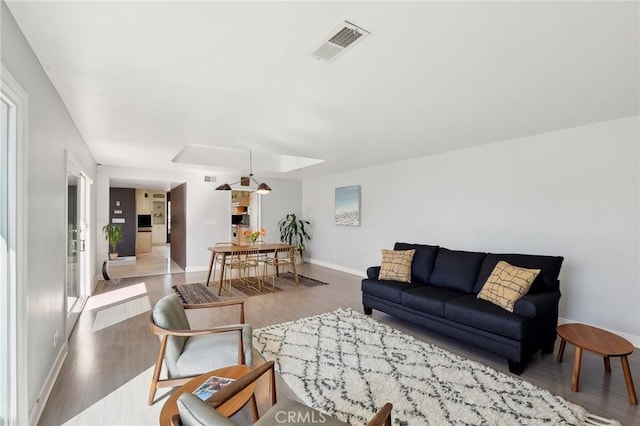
[233,205,248,214]
[151,192,166,243]
[231,191,250,206]
[137,230,152,253]
[136,189,151,214]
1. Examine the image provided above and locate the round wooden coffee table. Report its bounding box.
[556,323,637,405]
[159,365,258,425]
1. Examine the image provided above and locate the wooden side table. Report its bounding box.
[556,323,637,405]
[159,365,258,425]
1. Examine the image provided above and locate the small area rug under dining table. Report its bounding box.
[173,272,328,304]
[253,308,621,426]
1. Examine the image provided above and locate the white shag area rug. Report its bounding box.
[253,308,621,426]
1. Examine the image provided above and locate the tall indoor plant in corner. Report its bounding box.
[278,213,311,262]
[102,223,123,260]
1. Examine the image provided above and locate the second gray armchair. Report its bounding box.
[171,361,393,426]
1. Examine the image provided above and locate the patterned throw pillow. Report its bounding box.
[477,261,540,312]
[378,249,415,283]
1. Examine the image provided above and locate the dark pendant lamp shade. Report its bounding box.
[215,150,270,194]
[256,182,271,195]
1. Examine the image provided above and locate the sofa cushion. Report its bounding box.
[444,295,528,340]
[428,248,486,293]
[378,249,415,282]
[472,253,564,294]
[401,286,466,317]
[394,242,439,284]
[477,261,540,313]
[361,279,422,303]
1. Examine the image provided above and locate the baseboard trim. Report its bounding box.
[28,342,68,425]
[306,258,365,277]
[184,265,209,273]
[558,317,639,348]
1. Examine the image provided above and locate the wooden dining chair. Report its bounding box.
[262,246,298,291]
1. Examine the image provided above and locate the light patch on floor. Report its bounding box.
[107,243,184,279]
[85,282,148,311]
[92,295,151,333]
[62,367,163,425]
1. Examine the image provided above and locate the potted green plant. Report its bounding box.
[102,223,123,260]
[278,213,311,261]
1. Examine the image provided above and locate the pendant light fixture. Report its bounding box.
[215,150,271,195]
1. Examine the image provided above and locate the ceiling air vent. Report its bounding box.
[204,176,216,183]
[312,21,370,62]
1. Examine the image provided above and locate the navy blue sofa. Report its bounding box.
[362,242,564,374]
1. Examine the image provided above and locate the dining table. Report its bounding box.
[206,243,298,296]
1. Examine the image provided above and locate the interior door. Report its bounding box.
[66,155,91,333]
[66,170,80,312]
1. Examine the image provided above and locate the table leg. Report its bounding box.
[205,251,215,286]
[571,346,583,392]
[604,356,611,373]
[556,338,567,363]
[290,250,299,286]
[218,253,227,296]
[621,356,638,405]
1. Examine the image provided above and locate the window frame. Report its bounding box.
[1,64,29,426]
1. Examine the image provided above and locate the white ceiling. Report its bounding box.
[7,1,639,180]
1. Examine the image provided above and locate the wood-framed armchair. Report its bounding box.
[148,293,253,405]
[171,360,393,426]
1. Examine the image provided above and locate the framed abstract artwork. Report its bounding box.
[335,185,360,226]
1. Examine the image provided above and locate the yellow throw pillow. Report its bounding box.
[378,249,415,283]
[477,261,540,312]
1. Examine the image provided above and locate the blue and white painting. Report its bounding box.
[335,185,360,226]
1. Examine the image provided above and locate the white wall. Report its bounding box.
[97,166,302,271]
[260,179,303,244]
[1,2,98,421]
[303,116,640,345]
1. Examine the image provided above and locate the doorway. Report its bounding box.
[66,154,91,333]
[230,190,262,244]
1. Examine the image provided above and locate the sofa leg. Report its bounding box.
[363,306,372,315]
[508,360,525,375]
[541,339,556,355]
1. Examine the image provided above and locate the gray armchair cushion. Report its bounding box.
[255,399,349,426]
[176,395,349,426]
[177,393,236,426]
[175,324,253,377]
[153,293,191,373]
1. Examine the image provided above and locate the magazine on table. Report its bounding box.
[192,375,236,401]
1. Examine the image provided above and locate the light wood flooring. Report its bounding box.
[107,244,183,280]
[39,263,638,425]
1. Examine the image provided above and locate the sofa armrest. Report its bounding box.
[513,291,561,319]
[367,266,381,280]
